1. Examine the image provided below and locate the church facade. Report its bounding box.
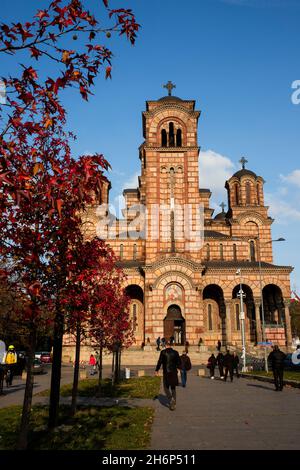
[80,86,293,350]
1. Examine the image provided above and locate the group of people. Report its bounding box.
[155,338,289,411]
[207,350,240,381]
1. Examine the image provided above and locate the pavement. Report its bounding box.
[2,365,300,450]
[150,373,300,450]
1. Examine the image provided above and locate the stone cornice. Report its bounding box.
[144,256,204,273]
[143,146,200,152]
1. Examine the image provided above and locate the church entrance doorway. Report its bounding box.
[164,305,185,345]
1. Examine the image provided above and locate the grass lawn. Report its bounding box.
[37,376,161,399]
[247,370,300,382]
[0,404,154,450]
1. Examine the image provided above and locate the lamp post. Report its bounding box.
[256,236,285,372]
[236,268,247,372]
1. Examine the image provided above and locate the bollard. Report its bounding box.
[21,371,27,380]
[198,369,205,377]
[138,370,145,377]
[125,368,130,379]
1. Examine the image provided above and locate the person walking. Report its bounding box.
[155,340,181,410]
[89,354,97,376]
[217,340,222,352]
[161,337,166,349]
[207,353,216,379]
[216,351,224,379]
[156,337,161,351]
[233,352,240,378]
[223,350,234,382]
[268,345,286,391]
[180,351,192,387]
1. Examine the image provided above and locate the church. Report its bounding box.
[76,83,293,352]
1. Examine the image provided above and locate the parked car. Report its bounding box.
[33,358,44,374]
[40,352,52,363]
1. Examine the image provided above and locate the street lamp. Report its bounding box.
[236,268,247,372]
[256,236,285,372]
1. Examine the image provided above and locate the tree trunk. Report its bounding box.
[97,344,103,396]
[70,319,81,416]
[17,326,36,450]
[48,308,64,429]
[111,350,115,387]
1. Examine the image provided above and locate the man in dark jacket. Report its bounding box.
[223,350,234,382]
[268,345,286,391]
[155,340,181,410]
[216,352,224,379]
[233,352,240,378]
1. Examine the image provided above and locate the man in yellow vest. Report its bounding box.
[4,345,17,386]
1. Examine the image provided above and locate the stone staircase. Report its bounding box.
[96,345,211,367]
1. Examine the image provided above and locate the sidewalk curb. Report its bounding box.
[241,373,300,389]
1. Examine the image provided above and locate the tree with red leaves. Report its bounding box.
[0,0,139,449]
[61,237,131,415]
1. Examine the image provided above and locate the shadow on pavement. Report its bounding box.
[156,394,169,408]
[247,383,275,391]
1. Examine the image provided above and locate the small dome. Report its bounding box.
[232,168,257,179]
[158,95,183,102]
[214,212,227,221]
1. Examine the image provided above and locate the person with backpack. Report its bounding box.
[4,345,17,386]
[180,351,192,387]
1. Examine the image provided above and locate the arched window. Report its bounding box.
[235,304,240,330]
[169,122,175,147]
[208,304,213,330]
[250,240,255,261]
[206,243,210,261]
[120,244,124,260]
[220,243,224,260]
[235,183,240,205]
[161,129,167,147]
[233,243,237,261]
[176,128,182,147]
[256,183,260,205]
[246,182,251,205]
[133,244,137,260]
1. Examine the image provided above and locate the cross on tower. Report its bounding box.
[163,81,176,96]
[239,156,248,169]
[220,202,226,213]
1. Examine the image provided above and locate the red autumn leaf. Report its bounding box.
[105,66,112,79]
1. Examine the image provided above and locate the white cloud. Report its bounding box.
[280,169,300,188]
[265,191,300,224]
[199,149,236,210]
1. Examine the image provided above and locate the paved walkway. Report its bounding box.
[150,374,300,450]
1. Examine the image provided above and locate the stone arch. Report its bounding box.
[125,284,144,342]
[203,284,226,345]
[232,284,256,342]
[262,284,285,324]
[156,116,188,147]
[153,271,194,291]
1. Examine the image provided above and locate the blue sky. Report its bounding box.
[1,0,300,292]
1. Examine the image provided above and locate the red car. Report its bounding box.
[40,352,52,363]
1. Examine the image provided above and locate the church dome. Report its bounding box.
[158,95,183,102]
[232,168,258,179]
[214,211,227,221]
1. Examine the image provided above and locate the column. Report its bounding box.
[225,302,232,345]
[284,300,293,347]
[254,299,262,343]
